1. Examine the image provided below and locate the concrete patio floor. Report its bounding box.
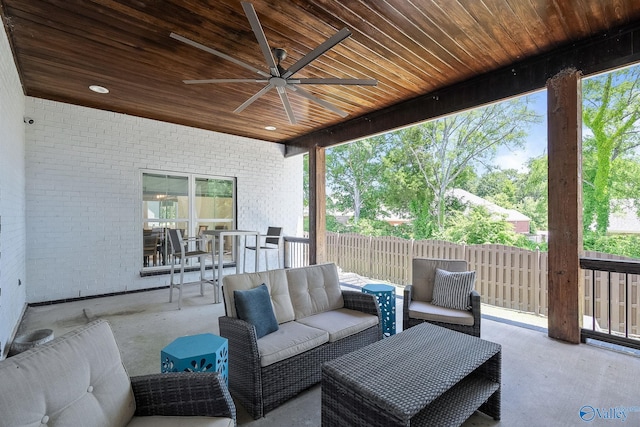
[13,279,640,427]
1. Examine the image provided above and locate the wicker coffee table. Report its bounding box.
[322,323,501,427]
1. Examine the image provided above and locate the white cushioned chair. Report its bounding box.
[403,257,481,337]
[0,319,236,427]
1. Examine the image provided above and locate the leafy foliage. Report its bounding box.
[582,67,640,233]
[381,97,541,232]
[583,231,640,259]
[313,65,640,258]
[326,136,387,222]
[443,206,526,246]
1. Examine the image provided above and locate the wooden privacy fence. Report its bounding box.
[466,244,548,316]
[285,233,640,337]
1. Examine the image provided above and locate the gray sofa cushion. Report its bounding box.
[257,321,329,367]
[223,269,295,324]
[0,320,135,427]
[295,308,379,342]
[286,263,344,319]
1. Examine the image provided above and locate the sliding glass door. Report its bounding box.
[142,171,236,270]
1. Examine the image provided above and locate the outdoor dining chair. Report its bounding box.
[167,228,214,309]
[244,226,283,271]
[143,234,159,267]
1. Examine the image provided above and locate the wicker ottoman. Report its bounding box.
[322,323,501,427]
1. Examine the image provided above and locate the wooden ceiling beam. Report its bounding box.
[285,20,640,150]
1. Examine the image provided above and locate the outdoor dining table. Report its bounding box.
[202,229,260,303]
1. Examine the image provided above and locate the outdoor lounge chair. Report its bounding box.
[403,257,481,337]
[0,319,236,426]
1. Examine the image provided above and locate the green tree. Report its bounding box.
[444,206,519,245]
[582,67,640,233]
[326,135,388,223]
[384,97,541,232]
[303,154,309,208]
[476,168,519,206]
[513,155,549,232]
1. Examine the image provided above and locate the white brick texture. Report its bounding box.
[24,98,303,303]
[0,23,27,356]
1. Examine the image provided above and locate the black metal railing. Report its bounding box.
[580,257,640,351]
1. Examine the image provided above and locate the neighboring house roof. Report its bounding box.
[608,199,640,234]
[447,188,531,222]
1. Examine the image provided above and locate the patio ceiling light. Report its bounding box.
[89,85,109,94]
[265,126,276,131]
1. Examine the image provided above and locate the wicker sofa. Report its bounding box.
[0,319,236,427]
[219,263,382,419]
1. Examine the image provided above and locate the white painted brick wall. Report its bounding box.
[24,98,303,303]
[0,23,27,357]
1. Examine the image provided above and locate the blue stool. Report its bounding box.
[161,333,228,385]
[362,283,396,336]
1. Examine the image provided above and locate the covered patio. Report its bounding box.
[15,281,640,426]
[3,0,640,351]
[3,1,640,425]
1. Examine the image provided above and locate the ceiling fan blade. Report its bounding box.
[277,86,297,124]
[293,78,377,86]
[170,32,270,78]
[184,78,267,84]
[241,1,279,77]
[282,28,352,79]
[234,83,274,113]
[288,86,348,118]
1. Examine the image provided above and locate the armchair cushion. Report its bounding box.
[412,258,468,302]
[431,268,476,310]
[234,284,279,338]
[128,416,233,427]
[0,319,135,427]
[0,321,236,427]
[408,300,475,326]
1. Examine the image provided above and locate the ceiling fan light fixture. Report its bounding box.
[89,85,109,94]
[173,1,377,125]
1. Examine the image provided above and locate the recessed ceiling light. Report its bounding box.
[265,126,277,131]
[89,85,109,94]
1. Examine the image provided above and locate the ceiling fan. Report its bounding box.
[170,1,377,125]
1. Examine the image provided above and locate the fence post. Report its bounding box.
[534,249,540,315]
[368,235,373,278]
[407,239,415,286]
[336,232,341,267]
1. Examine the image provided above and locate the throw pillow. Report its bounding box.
[431,268,476,311]
[234,284,279,338]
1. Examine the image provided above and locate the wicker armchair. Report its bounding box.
[403,258,481,337]
[131,372,236,421]
[0,319,236,427]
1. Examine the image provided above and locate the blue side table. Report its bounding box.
[362,283,396,336]
[161,333,229,385]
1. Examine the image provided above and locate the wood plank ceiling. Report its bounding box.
[2,0,640,148]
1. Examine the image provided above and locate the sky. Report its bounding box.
[494,89,548,172]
